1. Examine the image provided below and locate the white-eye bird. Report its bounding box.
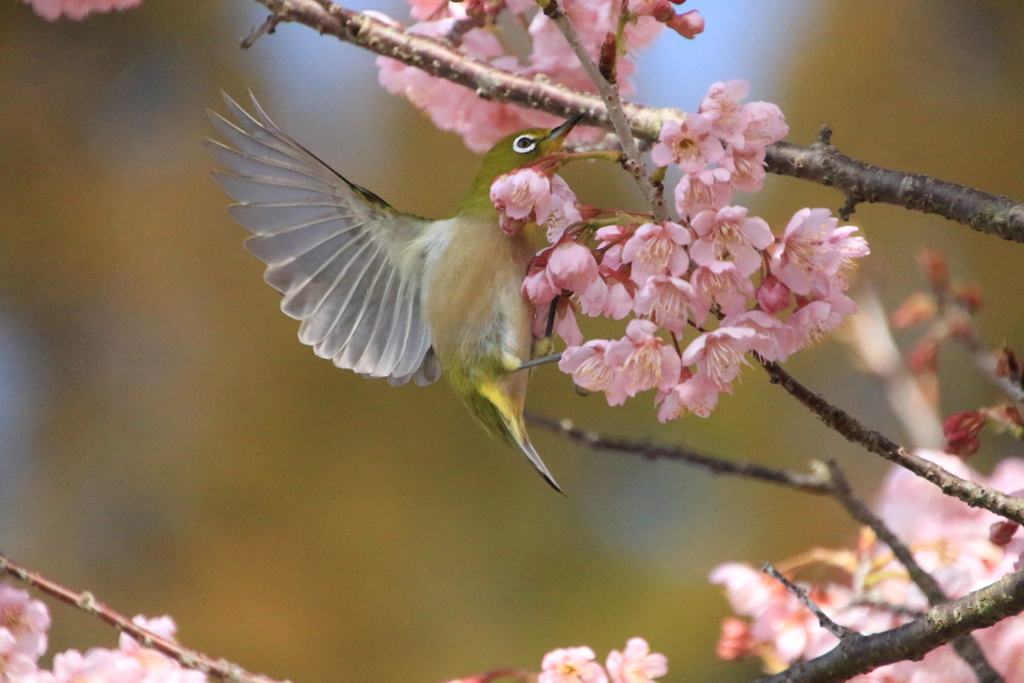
[207,94,582,492]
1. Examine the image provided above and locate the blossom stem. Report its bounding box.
[534,0,671,222]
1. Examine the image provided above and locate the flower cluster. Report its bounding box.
[710,450,1024,681]
[493,80,869,421]
[0,587,209,683]
[377,0,701,151]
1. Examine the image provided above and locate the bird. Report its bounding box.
[206,93,583,492]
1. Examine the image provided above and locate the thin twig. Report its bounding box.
[827,461,1005,683]
[240,11,285,48]
[247,0,1024,244]
[536,0,669,222]
[0,552,279,683]
[525,414,834,494]
[762,561,857,641]
[752,568,1024,683]
[756,355,1024,525]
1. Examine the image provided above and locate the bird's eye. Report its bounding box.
[512,135,537,154]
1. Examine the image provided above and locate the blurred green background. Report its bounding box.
[1,1,1024,681]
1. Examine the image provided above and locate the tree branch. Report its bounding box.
[751,569,1024,683]
[765,140,1024,244]
[246,0,1024,244]
[0,551,278,683]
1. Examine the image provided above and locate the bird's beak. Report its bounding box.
[543,113,585,152]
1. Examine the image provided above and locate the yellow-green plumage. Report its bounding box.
[207,93,579,491]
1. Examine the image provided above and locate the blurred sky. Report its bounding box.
[1,1,1024,682]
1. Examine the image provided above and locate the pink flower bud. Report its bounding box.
[943,410,985,458]
[990,520,1020,548]
[756,276,791,315]
[666,10,704,39]
[652,0,676,22]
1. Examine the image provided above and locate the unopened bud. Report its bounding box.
[991,520,1021,548]
[666,9,704,39]
[918,249,949,291]
[906,339,938,375]
[652,0,676,22]
[756,276,791,315]
[943,410,986,458]
[599,32,617,83]
[890,292,936,328]
[955,284,984,312]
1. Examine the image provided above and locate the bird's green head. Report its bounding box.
[458,114,584,215]
[483,114,585,176]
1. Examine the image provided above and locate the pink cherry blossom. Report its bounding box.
[547,239,601,294]
[741,101,789,148]
[690,261,755,317]
[52,648,145,683]
[539,646,608,683]
[722,143,768,193]
[0,630,38,683]
[119,616,178,655]
[491,168,555,234]
[620,221,692,285]
[523,252,561,306]
[19,0,142,20]
[549,299,584,347]
[681,326,755,387]
[594,225,631,270]
[768,208,864,296]
[605,638,667,683]
[699,80,750,146]
[633,276,707,334]
[723,310,795,363]
[0,585,50,658]
[559,340,622,402]
[674,168,732,221]
[540,176,584,242]
[755,276,791,315]
[604,320,681,401]
[786,291,858,351]
[689,206,773,276]
[577,271,633,320]
[650,115,724,172]
[656,370,724,420]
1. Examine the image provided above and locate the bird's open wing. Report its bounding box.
[207,93,439,386]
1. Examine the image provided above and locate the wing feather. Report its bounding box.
[208,93,438,383]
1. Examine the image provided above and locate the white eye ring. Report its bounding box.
[512,135,537,154]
